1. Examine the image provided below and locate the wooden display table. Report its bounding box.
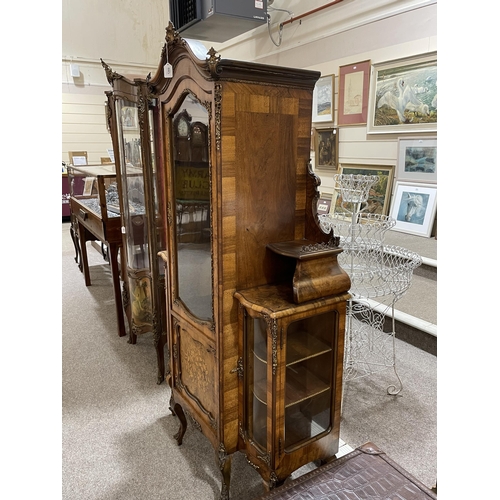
[68,164,126,338]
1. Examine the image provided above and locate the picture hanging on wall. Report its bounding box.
[367,52,437,134]
[314,127,339,170]
[397,137,437,183]
[337,60,371,126]
[338,164,394,215]
[389,181,437,237]
[312,75,334,123]
[121,106,139,130]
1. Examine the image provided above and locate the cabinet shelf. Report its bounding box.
[285,364,330,408]
[253,330,331,367]
[251,363,331,409]
[285,403,330,449]
[286,330,331,366]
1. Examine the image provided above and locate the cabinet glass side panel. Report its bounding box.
[245,314,268,451]
[115,99,148,270]
[171,95,212,321]
[149,108,165,279]
[284,311,336,451]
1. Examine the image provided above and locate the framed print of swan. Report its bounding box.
[367,52,437,134]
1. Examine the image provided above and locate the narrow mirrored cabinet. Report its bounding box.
[102,62,168,383]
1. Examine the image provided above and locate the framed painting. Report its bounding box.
[397,137,437,183]
[367,52,437,134]
[389,182,437,237]
[312,75,334,123]
[333,164,394,216]
[121,105,139,130]
[337,60,371,126]
[314,127,339,170]
[83,177,95,196]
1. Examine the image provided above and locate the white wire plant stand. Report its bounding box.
[319,174,422,395]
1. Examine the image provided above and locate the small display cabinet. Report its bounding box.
[68,164,126,338]
[234,240,350,489]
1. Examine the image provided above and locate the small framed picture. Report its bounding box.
[397,137,437,183]
[312,75,334,123]
[338,60,371,126]
[314,127,339,170]
[389,182,437,237]
[83,177,96,196]
[121,105,139,130]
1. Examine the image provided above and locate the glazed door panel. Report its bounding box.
[281,310,336,452]
[170,95,213,323]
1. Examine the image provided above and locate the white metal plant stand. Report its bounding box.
[319,174,422,395]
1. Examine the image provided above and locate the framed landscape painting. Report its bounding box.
[312,75,334,123]
[367,52,437,134]
[389,182,437,237]
[337,60,371,126]
[397,137,437,183]
[334,164,394,216]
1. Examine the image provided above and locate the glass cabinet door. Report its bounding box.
[114,98,154,329]
[115,99,148,269]
[243,311,268,451]
[284,311,335,450]
[170,95,212,321]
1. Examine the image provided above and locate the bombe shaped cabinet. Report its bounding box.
[150,23,350,498]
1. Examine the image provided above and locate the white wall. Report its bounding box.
[62,0,168,164]
[61,60,157,164]
[61,0,436,177]
[213,0,437,200]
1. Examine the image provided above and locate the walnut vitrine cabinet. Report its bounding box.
[101,63,168,384]
[149,23,349,498]
[234,240,351,488]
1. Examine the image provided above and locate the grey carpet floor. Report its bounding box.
[62,222,436,499]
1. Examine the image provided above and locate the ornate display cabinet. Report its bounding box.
[151,23,350,498]
[101,63,168,384]
[234,240,350,490]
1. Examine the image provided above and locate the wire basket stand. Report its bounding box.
[319,174,422,395]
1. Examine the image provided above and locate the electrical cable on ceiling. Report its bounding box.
[267,3,294,47]
[267,0,344,46]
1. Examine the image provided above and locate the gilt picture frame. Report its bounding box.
[338,60,371,126]
[367,53,437,134]
[338,164,395,216]
[397,137,437,183]
[312,75,334,123]
[389,181,437,237]
[314,127,339,170]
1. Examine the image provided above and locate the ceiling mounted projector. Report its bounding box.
[169,0,268,43]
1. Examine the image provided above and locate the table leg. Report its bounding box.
[77,222,91,286]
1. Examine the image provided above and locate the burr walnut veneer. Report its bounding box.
[135,23,350,498]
